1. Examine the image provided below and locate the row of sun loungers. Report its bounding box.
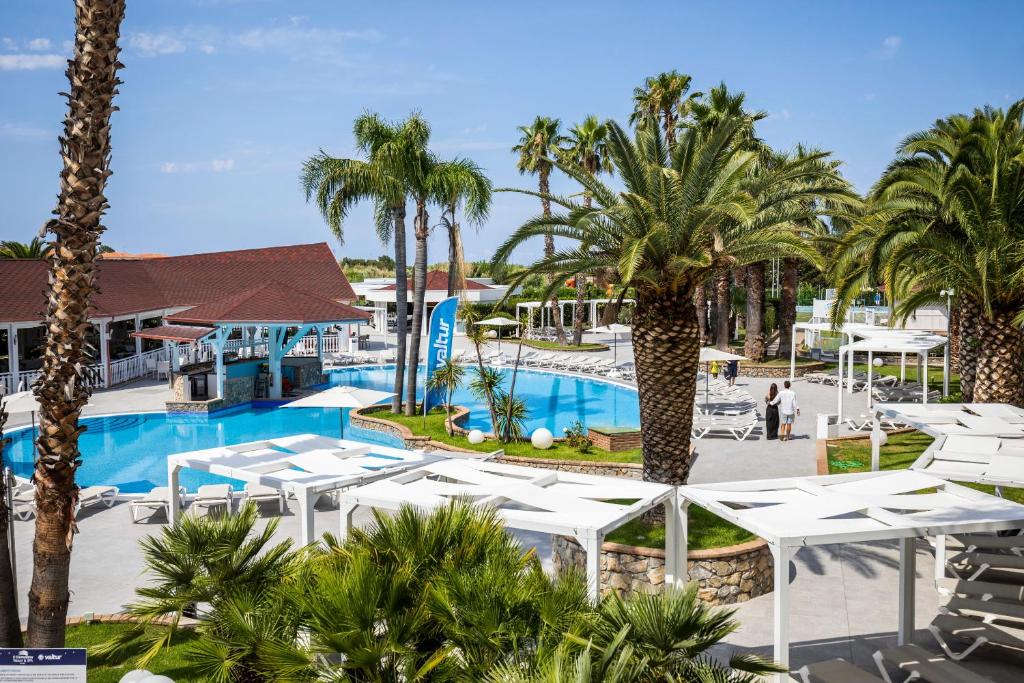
[128,483,288,523]
[805,370,899,390]
[691,378,759,440]
[10,476,118,521]
[322,350,396,369]
[872,383,942,403]
[463,350,636,379]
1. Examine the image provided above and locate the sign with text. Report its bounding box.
[0,648,86,682]
[423,296,459,415]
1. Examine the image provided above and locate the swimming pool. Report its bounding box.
[3,366,639,493]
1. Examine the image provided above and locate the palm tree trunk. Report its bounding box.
[405,200,428,416]
[540,169,567,345]
[0,405,24,647]
[571,279,586,346]
[633,288,698,484]
[948,298,961,373]
[958,296,980,402]
[505,343,524,442]
[471,338,499,436]
[714,268,730,350]
[972,307,1024,405]
[695,285,708,345]
[391,206,408,414]
[29,0,125,647]
[775,257,798,359]
[446,211,461,297]
[744,262,766,362]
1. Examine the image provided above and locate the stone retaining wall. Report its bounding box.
[738,362,826,378]
[495,454,642,479]
[349,405,479,453]
[552,536,773,605]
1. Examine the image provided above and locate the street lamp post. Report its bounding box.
[940,288,954,397]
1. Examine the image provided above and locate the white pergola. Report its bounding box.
[336,458,679,600]
[676,470,1024,679]
[836,333,949,419]
[167,434,443,544]
[872,402,1024,475]
[789,322,885,382]
[516,299,635,337]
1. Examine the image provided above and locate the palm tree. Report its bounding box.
[832,101,1024,403]
[433,158,492,296]
[495,119,851,484]
[27,0,125,647]
[426,358,466,435]
[0,238,52,259]
[513,116,569,345]
[463,309,501,435]
[628,70,697,149]
[301,112,430,414]
[562,116,614,345]
[0,400,23,647]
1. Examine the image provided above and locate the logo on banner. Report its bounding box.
[423,296,459,414]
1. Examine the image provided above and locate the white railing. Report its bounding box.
[288,334,343,357]
[105,347,168,387]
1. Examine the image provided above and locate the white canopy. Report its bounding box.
[698,347,746,362]
[677,470,1024,676]
[477,316,520,327]
[588,323,632,335]
[281,386,395,437]
[167,434,442,544]
[337,458,678,599]
[0,390,38,414]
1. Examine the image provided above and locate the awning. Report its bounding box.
[132,324,216,343]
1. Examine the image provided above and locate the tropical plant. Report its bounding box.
[0,238,52,259]
[563,420,593,454]
[562,116,614,345]
[628,70,697,149]
[471,365,506,438]
[301,112,429,414]
[426,358,466,435]
[27,0,125,647]
[494,392,529,443]
[431,157,492,296]
[0,399,22,647]
[830,100,1024,403]
[494,117,855,485]
[514,116,569,344]
[463,308,501,434]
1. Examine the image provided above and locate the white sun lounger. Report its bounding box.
[191,484,233,515]
[11,476,36,521]
[691,412,758,441]
[872,643,992,683]
[130,486,186,522]
[799,658,884,683]
[75,485,119,513]
[242,482,286,513]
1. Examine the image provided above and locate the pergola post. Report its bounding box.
[269,327,283,398]
[295,488,316,546]
[900,352,907,382]
[134,314,143,357]
[665,495,688,591]
[837,348,845,419]
[846,333,855,394]
[581,530,603,601]
[867,350,874,408]
[98,319,110,387]
[338,501,357,542]
[942,341,950,397]
[921,351,928,404]
[898,536,917,645]
[789,323,797,383]
[871,413,882,471]
[772,544,791,679]
[316,326,324,364]
[213,326,227,400]
[167,461,182,525]
[6,324,19,391]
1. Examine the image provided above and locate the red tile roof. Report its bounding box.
[376,270,491,292]
[132,324,216,342]
[0,243,357,323]
[165,281,371,325]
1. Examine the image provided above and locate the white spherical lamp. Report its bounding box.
[873,357,884,367]
[531,428,554,450]
[119,672,153,683]
[467,429,485,445]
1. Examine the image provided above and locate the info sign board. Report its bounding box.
[0,649,86,682]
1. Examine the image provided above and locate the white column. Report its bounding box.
[6,324,19,391]
[98,319,110,387]
[167,462,182,525]
[665,495,688,591]
[921,351,929,404]
[214,327,226,400]
[772,545,791,679]
[900,352,907,382]
[846,334,855,394]
[871,413,882,471]
[582,531,603,602]
[338,500,357,542]
[316,326,324,364]
[866,350,874,408]
[934,534,947,582]
[942,342,950,397]
[898,537,917,645]
[270,327,283,399]
[590,300,598,328]
[134,315,143,357]
[789,323,797,383]
[296,489,315,546]
[837,349,844,419]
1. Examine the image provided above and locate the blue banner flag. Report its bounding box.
[423,296,459,415]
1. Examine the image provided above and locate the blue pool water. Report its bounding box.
[3,366,638,493]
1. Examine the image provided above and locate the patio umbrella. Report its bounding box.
[477,316,520,352]
[698,347,747,409]
[281,385,395,438]
[586,323,631,363]
[1,390,39,441]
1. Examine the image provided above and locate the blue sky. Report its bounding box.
[1,1,1021,265]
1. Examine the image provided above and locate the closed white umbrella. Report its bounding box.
[587,324,631,363]
[698,348,747,409]
[281,386,395,438]
[477,316,520,352]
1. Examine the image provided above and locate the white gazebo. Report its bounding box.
[835,333,949,419]
[166,434,443,544]
[336,458,679,599]
[677,470,1024,678]
[789,321,885,382]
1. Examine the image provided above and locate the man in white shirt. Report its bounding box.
[770,380,800,442]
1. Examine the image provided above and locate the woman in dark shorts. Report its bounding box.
[765,382,780,440]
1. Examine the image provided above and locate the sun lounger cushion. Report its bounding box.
[875,643,991,683]
[800,658,883,683]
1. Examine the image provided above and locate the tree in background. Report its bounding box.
[426,359,466,436]
[29,0,125,647]
[0,238,53,259]
[301,112,428,414]
[513,116,568,344]
[433,158,492,297]
[495,117,846,485]
[628,70,697,150]
[562,115,613,345]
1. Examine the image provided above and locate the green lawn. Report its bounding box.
[507,338,608,351]
[66,622,202,683]
[374,407,643,463]
[606,505,756,551]
[827,432,1024,504]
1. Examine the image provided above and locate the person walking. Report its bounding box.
[769,380,800,441]
[764,382,780,440]
[727,359,739,386]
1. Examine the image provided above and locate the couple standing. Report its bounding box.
[765,380,799,441]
